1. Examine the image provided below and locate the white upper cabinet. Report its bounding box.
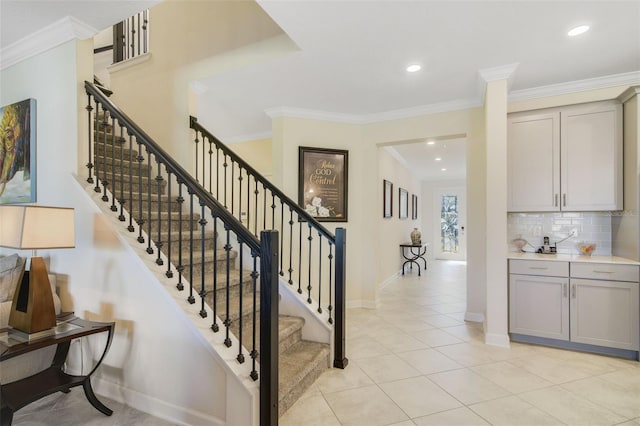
[507,101,622,212]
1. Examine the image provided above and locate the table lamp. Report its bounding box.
[0,205,75,335]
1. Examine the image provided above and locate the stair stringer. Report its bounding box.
[76,176,259,426]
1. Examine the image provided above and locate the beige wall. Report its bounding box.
[229,138,273,177]
[377,148,422,285]
[109,0,293,170]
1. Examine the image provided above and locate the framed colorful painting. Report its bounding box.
[0,98,36,204]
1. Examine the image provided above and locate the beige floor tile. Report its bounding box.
[396,348,464,375]
[413,407,490,426]
[428,368,511,405]
[440,324,484,343]
[435,342,497,366]
[374,330,430,352]
[561,376,640,419]
[420,314,464,328]
[519,385,627,425]
[508,353,595,384]
[429,302,467,314]
[411,328,463,347]
[471,361,554,394]
[324,384,409,426]
[379,376,462,418]
[279,391,341,426]
[356,353,422,383]
[347,334,392,360]
[386,421,417,426]
[597,366,640,392]
[469,395,564,425]
[314,362,374,394]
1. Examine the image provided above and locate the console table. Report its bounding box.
[400,243,428,276]
[0,314,115,425]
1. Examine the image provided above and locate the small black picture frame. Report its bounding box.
[399,188,408,219]
[412,194,418,220]
[383,180,393,218]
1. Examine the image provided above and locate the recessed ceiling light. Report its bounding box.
[435,157,442,161]
[441,168,447,172]
[568,25,589,37]
[406,64,422,73]
[426,141,435,145]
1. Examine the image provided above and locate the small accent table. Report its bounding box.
[0,314,115,426]
[400,243,428,276]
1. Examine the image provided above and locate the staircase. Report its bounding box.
[89,92,335,418]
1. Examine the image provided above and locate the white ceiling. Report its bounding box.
[2,1,639,182]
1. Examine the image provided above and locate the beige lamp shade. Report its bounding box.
[0,205,75,249]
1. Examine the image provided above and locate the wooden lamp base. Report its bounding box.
[8,257,57,334]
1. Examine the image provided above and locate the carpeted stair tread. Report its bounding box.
[278,340,330,416]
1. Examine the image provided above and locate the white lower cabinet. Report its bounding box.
[570,279,639,350]
[509,260,640,352]
[509,274,569,340]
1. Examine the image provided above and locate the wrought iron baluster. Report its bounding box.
[136,137,145,244]
[127,130,135,232]
[237,166,243,221]
[271,194,276,231]
[109,116,117,211]
[155,157,164,265]
[100,106,109,201]
[297,221,302,294]
[211,215,219,332]
[317,233,323,313]
[208,135,213,194]
[187,190,195,304]
[288,208,294,285]
[263,184,267,231]
[216,147,220,200]
[254,180,259,236]
[237,241,244,363]
[85,95,94,184]
[165,171,174,278]
[146,147,154,254]
[199,201,207,318]
[143,10,148,53]
[307,224,313,304]
[223,227,232,347]
[117,124,126,221]
[230,162,235,215]
[280,201,284,276]
[194,130,200,184]
[250,253,259,380]
[223,154,228,208]
[176,181,184,291]
[136,12,141,56]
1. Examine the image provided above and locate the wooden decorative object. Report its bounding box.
[8,257,56,334]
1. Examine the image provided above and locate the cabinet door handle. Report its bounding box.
[563,193,567,207]
[529,266,548,270]
[571,284,576,299]
[555,194,558,207]
[563,283,568,297]
[592,270,614,274]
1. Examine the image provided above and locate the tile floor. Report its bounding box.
[10,260,640,425]
[280,260,640,426]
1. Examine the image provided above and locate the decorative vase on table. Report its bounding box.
[410,228,421,245]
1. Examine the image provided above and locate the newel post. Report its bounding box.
[334,228,348,369]
[260,230,279,425]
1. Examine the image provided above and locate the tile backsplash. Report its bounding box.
[507,212,611,255]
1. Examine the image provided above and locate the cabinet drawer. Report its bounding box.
[510,260,568,277]
[570,263,639,282]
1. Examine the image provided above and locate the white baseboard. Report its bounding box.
[378,270,402,291]
[484,332,511,348]
[93,377,225,426]
[464,312,485,323]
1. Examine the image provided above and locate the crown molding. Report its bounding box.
[265,98,481,126]
[0,16,98,70]
[265,106,361,124]
[477,63,519,103]
[617,84,640,103]
[384,146,410,169]
[509,71,640,102]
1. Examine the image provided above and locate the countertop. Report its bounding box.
[507,252,640,265]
